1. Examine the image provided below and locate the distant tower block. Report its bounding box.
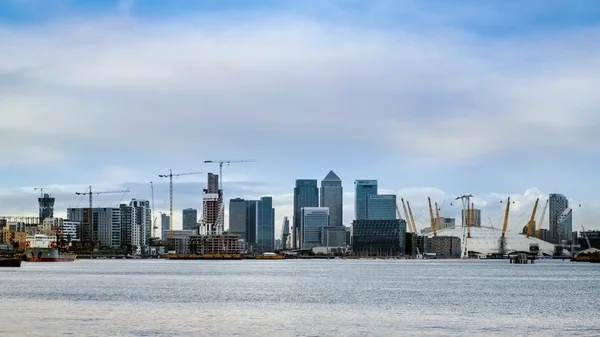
[38,193,55,222]
[202,173,222,235]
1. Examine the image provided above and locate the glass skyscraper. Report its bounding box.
[301,207,329,249]
[320,170,343,227]
[549,193,569,244]
[354,180,377,221]
[366,194,396,220]
[257,196,275,252]
[293,179,318,248]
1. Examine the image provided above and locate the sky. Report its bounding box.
[2,0,600,237]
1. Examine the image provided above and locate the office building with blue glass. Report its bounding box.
[293,179,319,248]
[354,180,378,220]
[301,207,329,249]
[366,194,396,220]
[256,196,275,252]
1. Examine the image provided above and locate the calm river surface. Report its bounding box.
[1,259,599,336]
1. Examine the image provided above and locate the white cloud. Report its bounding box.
[2,16,600,167]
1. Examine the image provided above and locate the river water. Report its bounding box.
[1,259,598,336]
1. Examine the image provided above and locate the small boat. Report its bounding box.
[0,257,21,267]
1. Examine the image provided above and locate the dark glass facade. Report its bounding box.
[352,219,406,256]
[293,179,318,248]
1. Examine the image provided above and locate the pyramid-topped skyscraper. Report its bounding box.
[320,170,343,227]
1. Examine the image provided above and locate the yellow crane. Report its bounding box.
[526,198,540,238]
[435,202,442,233]
[157,170,203,235]
[500,197,511,238]
[406,201,418,233]
[536,199,548,239]
[400,198,416,233]
[427,197,436,236]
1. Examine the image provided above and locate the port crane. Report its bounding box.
[75,186,130,239]
[203,159,254,233]
[157,170,203,235]
[535,199,549,239]
[526,198,540,238]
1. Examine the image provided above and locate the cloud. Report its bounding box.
[2,13,600,168]
[1,3,600,235]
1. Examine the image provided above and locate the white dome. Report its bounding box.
[426,226,556,255]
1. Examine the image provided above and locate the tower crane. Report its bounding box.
[203,160,255,233]
[75,186,130,240]
[427,197,436,237]
[526,198,540,238]
[157,170,203,235]
[150,181,157,237]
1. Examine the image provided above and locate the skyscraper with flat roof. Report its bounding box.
[229,198,247,240]
[354,180,377,221]
[549,193,568,244]
[182,208,197,231]
[293,179,318,248]
[366,194,396,220]
[320,170,343,227]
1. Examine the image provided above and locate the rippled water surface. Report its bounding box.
[1,259,599,336]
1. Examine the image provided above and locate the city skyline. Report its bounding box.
[2,0,600,236]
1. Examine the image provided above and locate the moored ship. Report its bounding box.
[23,234,76,262]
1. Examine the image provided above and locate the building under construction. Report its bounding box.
[200,173,223,235]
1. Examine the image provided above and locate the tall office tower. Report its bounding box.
[300,207,329,249]
[160,213,170,240]
[354,180,378,220]
[67,207,121,248]
[256,196,275,252]
[366,194,397,220]
[229,198,248,240]
[293,179,318,249]
[38,193,55,223]
[320,170,343,227]
[182,208,198,231]
[246,200,258,247]
[202,172,223,235]
[549,194,569,244]
[281,216,290,250]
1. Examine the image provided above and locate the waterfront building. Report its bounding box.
[320,171,343,227]
[293,179,318,248]
[182,208,198,231]
[320,226,347,247]
[119,199,151,254]
[366,194,396,220]
[352,219,407,256]
[549,194,569,244]
[425,236,461,256]
[229,198,248,240]
[301,207,329,249]
[162,229,195,254]
[246,200,258,249]
[41,217,80,242]
[67,207,121,248]
[354,180,377,221]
